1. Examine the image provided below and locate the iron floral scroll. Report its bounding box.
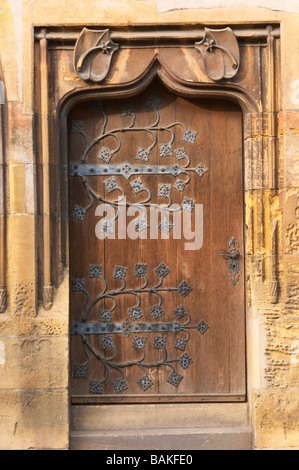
[71,263,209,394]
[69,95,210,394]
[69,94,208,233]
[73,27,240,83]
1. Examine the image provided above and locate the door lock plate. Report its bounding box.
[217,237,240,286]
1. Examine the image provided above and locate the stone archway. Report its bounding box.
[33,24,280,449]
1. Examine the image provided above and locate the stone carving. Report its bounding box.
[195,27,240,81]
[43,284,54,311]
[73,27,240,84]
[13,282,35,316]
[0,287,7,313]
[73,28,118,82]
[286,197,299,254]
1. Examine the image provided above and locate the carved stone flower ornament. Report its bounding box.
[74,28,118,82]
[73,27,240,84]
[195,27,240,81]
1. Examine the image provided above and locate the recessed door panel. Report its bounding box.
[69,80,245,403]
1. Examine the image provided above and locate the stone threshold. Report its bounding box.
[70,426,252,450]
[70,402,252,450]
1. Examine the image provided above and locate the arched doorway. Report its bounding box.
[67,78,246,404]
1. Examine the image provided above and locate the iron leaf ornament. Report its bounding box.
[74,28,118,82]
[71,262,209,394]
[195,27,240,81]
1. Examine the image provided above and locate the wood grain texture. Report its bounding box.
[69,80,245,403]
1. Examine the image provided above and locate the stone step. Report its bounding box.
[70,426,252,450]
[70,403,252,450]
[71,403,249,431]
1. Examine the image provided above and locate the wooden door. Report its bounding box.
[69,80,246,404]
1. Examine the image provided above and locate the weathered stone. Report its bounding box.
[0,336,68,389]
[0,390,69,450]
[0,0,298,452]
[254,390,299,449]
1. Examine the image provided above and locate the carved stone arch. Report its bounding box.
[56,60,259,214]
[58,64,256,407]
[53,63,259,350]
[30,23,282,448]
[35,24,280,312]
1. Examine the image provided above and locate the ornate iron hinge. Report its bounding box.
[71,262,209,394]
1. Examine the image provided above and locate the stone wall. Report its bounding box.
[0,0,298,450]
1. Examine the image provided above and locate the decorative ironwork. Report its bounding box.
[72,205,86,221]
[69,96,210,394]
[182,128,198,144]
[133,218,149,233]
[167,371,184,387]
[173,178,187,192]
[71,318,209,337]
[158,183,172,199]
[69,162,204,178]
[71,262,209,394]
[136,148,150,162]
[97,146,113,163]
[137,375,154,391]
[160,143,173,157]
[145,94,162,109]
[158,217,174,234]
[194,163,208,177]
[177,280,193,297]
[217,237,240,286]
[182,197,196,214]
[69,95,208,234]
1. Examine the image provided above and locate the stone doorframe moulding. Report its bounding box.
[0,59,6,313]
[33,24,281,407]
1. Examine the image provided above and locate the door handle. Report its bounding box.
[217,249,239,260]
[217,237,240,286]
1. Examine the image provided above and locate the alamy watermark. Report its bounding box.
[94,198,203,251]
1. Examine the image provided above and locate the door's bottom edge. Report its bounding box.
[71,393,247,404]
